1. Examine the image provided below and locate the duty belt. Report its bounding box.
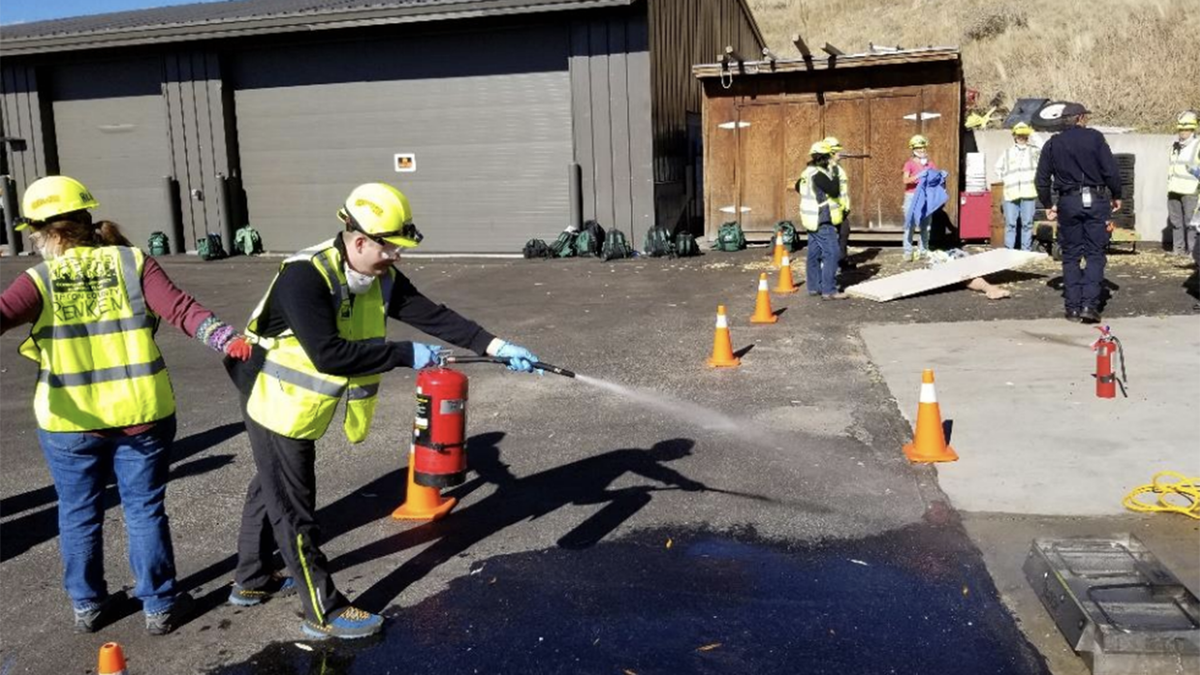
[1057,185,1110,197]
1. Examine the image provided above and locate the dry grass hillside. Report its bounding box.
[746,0,1199,132]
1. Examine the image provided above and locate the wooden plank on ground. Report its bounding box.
[845,249,1046,302]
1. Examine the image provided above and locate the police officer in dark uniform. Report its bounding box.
[1035,103,1123,323]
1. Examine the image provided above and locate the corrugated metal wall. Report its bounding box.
[1,63,57,250]
[48,57,173,249]
[648,0,762,233]
[568,7,654,245]
[163,51,235,251]
[230,25,573,253]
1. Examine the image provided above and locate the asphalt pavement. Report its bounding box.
[1,246,1195,674]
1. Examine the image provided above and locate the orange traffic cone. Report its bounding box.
[392,446,457,521]
[706,305,740,368]
[774,253,800,294]
[771,232,786,267]
[902,369,958,463]
[98,642,128,675]
[750,273,778,324]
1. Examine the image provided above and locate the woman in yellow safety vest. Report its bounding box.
[0,175,252,636]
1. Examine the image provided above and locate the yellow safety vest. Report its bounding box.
[832,164,851,213]
[997,144,1040,202]
[1167,137,1200,196]
[19,246,174,432]
[245,241,392,443]
[798,166,842,231]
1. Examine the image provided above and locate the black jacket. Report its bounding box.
[227,237,494,395]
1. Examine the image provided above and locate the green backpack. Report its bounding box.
[641,225,673,257]
[196,233,227,261]
[712,222,746,252]
[234,225,263,256]
[674,232,700,257]
[548,230,576,258]
[600,229,632,261]
[575,220,605,258]
[775,220,799,251]
[147,231,170,257]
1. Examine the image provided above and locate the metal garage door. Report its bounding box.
[51,59,170,248]
[232,26,572,253]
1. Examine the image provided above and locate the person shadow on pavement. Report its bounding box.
[333,434,711,614]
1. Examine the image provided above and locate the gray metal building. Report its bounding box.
[1,0,761,254]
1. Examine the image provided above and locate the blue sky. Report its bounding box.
[1,0,227,25]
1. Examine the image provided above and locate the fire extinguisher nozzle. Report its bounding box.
[532,361,575,378]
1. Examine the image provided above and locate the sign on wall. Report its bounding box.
[394,153,416,172]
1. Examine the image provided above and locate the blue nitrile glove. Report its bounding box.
[496,341,539,374]
[411,343,443,369]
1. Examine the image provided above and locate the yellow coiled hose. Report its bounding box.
[1122,471,1200,519]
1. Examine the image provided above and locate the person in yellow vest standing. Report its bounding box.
[225,182,540,640]
[824,137,855,269]
[0,176,253,635]
[1167,110,1199,257]
[799,141,847,300]
[995,122,1042,251]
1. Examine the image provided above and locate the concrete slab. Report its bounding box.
[861,316,1200,515]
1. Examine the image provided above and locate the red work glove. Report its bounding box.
[224,335,254,361]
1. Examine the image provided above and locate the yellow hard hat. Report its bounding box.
[823,136,843,152]
[337,183,422,248]
[909,135,929,149]
[18,175,99,229]
[1178,111,1198,130]
[809,140,833,155]
[1011,122,1034,136]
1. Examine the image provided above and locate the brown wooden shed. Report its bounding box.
[692,47,963,240]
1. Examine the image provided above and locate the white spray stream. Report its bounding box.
[574,374,781,447]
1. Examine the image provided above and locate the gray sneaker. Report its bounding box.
[73,591,125,634]
[146,592,194,636]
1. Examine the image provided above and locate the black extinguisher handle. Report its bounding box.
[442,354,576,378]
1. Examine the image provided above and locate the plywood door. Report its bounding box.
[782,101,821,227]
[823,96,867,230]
[735,103,783,233]
[919,84,961,224]
[704,96,739,236]
[865,94,921,230]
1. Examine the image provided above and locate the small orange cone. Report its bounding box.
[750,273,778,324]
[98,642,128,675]
[706,305,740,368]
[771,232,786,267]
[902,369,958,463]
[774,253,800,294]
[392,446,457,521]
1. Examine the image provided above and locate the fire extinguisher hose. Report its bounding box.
[441,355,576,378]
[1122,471,1200,519]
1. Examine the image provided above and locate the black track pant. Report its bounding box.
[234,411,346,625]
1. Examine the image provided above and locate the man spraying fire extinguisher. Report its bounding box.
[223,182,539,640]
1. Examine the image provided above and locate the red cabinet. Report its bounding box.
[959,192,992,240]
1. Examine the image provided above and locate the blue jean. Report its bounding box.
[902,192,931,255]
[37,416,178,615]
[1003,199,1037,251]
[1057,194,1110,311]
[805,224,841,295]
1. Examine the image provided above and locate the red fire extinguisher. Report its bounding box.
[1091,325,1126,399]
[412,367,469,488]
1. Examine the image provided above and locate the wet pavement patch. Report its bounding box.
[210,516,1050,675]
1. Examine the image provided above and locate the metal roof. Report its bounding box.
[0,0,634,55]
[693,46,960,79]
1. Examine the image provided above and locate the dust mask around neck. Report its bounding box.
[344,264,375,295]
